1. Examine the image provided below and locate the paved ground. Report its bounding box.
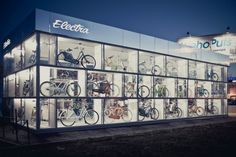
[1,116,236,157]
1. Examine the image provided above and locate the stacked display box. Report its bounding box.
[1,9,228,133]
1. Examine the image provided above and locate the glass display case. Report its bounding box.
[2,32,228,132]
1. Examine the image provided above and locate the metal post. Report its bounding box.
[14,109,19,143]
[26,120,30,144]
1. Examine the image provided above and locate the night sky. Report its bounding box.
[0,0,236,43]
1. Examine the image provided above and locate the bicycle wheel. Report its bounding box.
[188,108,195,117]
[203,89,209,97]
[66,82,81,96]
[107,84,120,97]
[59,110,76,127]
[139,64,147,74]
[81,55,96,69]
[122,109,132,122]
[150,108,159,120]
[162,87,169,97]
[196,107,205,116]
[172,107,182,118]
[87,82,99,97]
[138,85,150,98]
[138,108,146,121]
[151,65,162,75]
[84,109,99,125]
[40,81,55,96]
[212,73,219,81]
[211,106,219,115]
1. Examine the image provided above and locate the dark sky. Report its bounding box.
[1,0,236,43]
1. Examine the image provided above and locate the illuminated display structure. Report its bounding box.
[1,9,229,133]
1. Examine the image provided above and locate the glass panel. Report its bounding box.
[57,98,101,127]
[12,45,22,71]
[138,51,164,76]
[153,77,171,98]
[104,99,137,124]
[177,79,187,98]
[40,33,57,65]
[188,80,195,98]
[195,81,211,98]
[196,62,206,80]
[205,99,221,116]
[189,60,197,79]
[6,74,15,97]
[40,66,85,97]
[24,99,36,128]
[138,99,161,121]
[166,56,187,77]
[138,75,152,98]
[104,45,138,73]
[188,99,205,117]
[22,34,37,67]
[124,74,137,98]
[15,67,36,97]
[164,99,183,119]
[87,71,122,97]
[4,52,14,75]
[57,37,101,69]
[206,64,221,81]
[40,99,56,128]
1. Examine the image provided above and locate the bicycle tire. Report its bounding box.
[138,85,150,98]
[106,83,120,97]
[151,65,162,75]
[212,73,219,81]
[211,106,219,115]
[196,106,205,116]
[40,81,55,96]
[84,109,99,125]
[139,64,147,74]
[59,110,76,127]
[150,108,159,120]
[177,107,183,117]
[87,82,99,97]
[122,109,132,122]
[81,55,96,69]
[138,108,146,121]
[66,82,81,97]
[203,89,210,97]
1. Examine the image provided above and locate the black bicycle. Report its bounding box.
[138,100,159,121]
[57,48,96,69]
[206,69,219,81]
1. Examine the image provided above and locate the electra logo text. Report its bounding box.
[53,19,89,34]
[3,39,11,49]
[193,38,231,49]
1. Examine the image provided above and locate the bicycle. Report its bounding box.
[188,100,204,117]
[59,99,99,126]
[153,84,169,97]
[105,55,128,71]
[138,61,162,75]
[206,69,219,81]
[196,85,209,97]
[23,80,33,96]
[57,48,96,69]
[124,82,136,97]
[40,78,81,97]
[205,102,219,115]
[28,50,36,64]
[104,100,132,122]
[87,80,120,97]
[164,101,182,118]
[138,100,159,121]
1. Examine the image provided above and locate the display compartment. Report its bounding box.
[188,99,205,117]
[57,98,101,128]
[138,99,163,121]
[164,99,187,119]
[40,66,85,97]
[139,51,164,76]
[153,77,172,98]
[104,45,138,73]
[40,99,56,128]
[57,36,102,70]
[87,71,122,97]
[166,56,187,78]
[13,98,36,128]
[22,34,37,68]
[204,99,222,116]
[4,52,14,75]
[195,80,212,98]
[104,99,137,124]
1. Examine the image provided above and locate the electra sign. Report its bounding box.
[52,19,89,34]
[193,38,231,49]
[3,39,11,49]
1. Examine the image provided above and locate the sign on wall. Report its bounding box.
[177,33,236,63]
